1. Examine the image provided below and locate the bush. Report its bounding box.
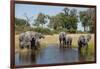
[69,28,76,33]
[15,25,33,34]
[52,28,68,34]
[33,27,53,35]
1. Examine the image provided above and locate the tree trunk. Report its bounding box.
[84,26,86,32]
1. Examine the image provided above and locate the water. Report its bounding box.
[15,44,94,66]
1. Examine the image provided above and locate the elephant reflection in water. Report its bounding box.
[19,50,37,64]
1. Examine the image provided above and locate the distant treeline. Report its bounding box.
[15,7,95,35]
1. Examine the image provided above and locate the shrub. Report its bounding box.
[33,27,53,35]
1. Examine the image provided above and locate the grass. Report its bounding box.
[15,34,94,48]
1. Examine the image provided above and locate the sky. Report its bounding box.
[15,3,90,31]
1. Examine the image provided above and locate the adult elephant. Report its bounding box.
[31,32,44,49]
[59,32,66,48]
[78,34,91,53]
[19,31,44,49]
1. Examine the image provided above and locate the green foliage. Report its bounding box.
[15,8,95,35]
[79,8,95,33]
[15,17,31,34]
[15,17,26,26]
[33,27,53,35]
[15,25,32,34]
[63,7,69,16]
[33,13,47,27]
[69,28,76,33]
[48,8,78,32]
[48,13,65,30]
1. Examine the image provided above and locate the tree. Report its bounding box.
[70,9,77,16]
[79,11,89,32]
[15,17,30,33]
[48,8,78,32]
[69,9,78,30]
[15,17,26,26]
[63,8,78,31]
[34,13,47,27]
[79,8,95,32]
[87,8,95,33]
[63,7,69,16]
[48,16,60,30]
[48,13,66,30]
[24,13,33,27]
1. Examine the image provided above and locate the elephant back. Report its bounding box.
[24,31,35,42]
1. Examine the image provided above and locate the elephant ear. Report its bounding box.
[86,34,91,42]
[34,32,40,39]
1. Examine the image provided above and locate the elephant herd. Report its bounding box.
[59,32,91,52]
[19,31,91,52]
[19,31,44,49]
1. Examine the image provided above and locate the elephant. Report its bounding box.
[78,34,91,53]
[19,31,44,49]
[59,32,66,47]
[31,32,44,49]
[19,32,28,48]
[65,36,72,48]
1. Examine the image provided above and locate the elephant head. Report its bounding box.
[78,34,91,47]
[34,32,45,39]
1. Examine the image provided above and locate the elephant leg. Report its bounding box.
[67,41,70,48]
[35,39,40,50]
[26,42,31,49]
[78,44,82,54]
[29,42,31,49]
[69,41,72,48]
[62,41,65,48]
[66,42,68,48]
[59,38,62,48]
[37,41,40,49]
[19,41,24,49]
[31,38,36,49]
[63,38,66,48]
[68,42,70,48]
[85,44,88,55]
[69,43,70,48]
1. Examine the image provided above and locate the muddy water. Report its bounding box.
[15,44,94,66]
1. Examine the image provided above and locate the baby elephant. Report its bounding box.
[78,34,91,53]
[65,36,72,48]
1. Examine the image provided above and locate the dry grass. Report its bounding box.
[40,34,94,47]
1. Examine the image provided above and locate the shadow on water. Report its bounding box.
[15,44,94,65]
